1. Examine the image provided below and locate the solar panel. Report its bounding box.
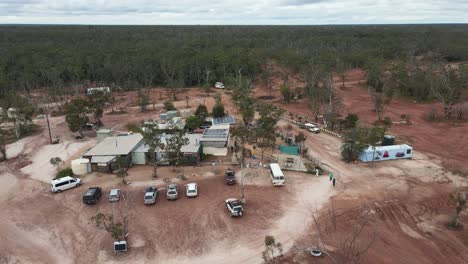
[213,116,235,125]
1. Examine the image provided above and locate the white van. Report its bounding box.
[51,176,81,193]
[269,163,285,186]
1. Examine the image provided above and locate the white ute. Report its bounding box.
[225,198,244,217]
[304,123,320,133]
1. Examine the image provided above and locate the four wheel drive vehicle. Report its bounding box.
[83,187,102,204]
[225,168,236,185]
[186,183,198,198]
[225,198,244,217]
[144,187,158,205]
[51,176,81,193]
[304,123,320,134]
[108,189,121,202]
[309,127,321,133]
[166,184,179,200]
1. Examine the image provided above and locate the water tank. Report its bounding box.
[382,135,395,146]
[71,158,91,175]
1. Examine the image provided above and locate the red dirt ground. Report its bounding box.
[255,66,468,173]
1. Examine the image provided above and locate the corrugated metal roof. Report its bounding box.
[84,134,143,156]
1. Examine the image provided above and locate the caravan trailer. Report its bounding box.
[358,144,413,162]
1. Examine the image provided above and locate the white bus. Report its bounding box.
[269,163,285,186]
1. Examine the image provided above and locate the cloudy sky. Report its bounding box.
[0,0,467,25]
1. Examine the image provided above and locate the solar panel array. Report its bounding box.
[213,116,235,125]
[202,128,228,139]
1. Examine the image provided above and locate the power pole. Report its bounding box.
[45,104,53,144]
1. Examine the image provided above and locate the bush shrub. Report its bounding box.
[55,167,73,179]
[383,116,392,126]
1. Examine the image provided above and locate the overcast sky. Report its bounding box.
[0,0,467,25]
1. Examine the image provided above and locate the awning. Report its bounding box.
[90,155,117,163]
[202,147,228,156]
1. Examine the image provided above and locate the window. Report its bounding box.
[406,149,412,154]
[56,181,70,187]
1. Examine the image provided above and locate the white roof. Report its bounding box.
[84,134,143,156]
[269,163,284,177]
[186,183,197,190]
[364,144,412,152]
[51,176,75,184]
[181,134,203,153]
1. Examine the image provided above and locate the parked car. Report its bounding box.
[225,198,244,217]
[51,176,81,193]
[83,187,102,204]
[215,82,225,89]
[186,183,198,198]
[108,189,121,202]
[225,168,236,185]
[309,127,321,133]
[166,183,179,200]
[144,187,158,205]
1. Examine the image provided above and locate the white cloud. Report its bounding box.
[0,0,466,24]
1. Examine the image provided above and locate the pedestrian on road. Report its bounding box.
[329,173,333,181]
[332,178,336,186]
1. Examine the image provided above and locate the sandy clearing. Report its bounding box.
[0,172,18,198]
[20,139,95,183]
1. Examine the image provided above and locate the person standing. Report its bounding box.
[332,178,336,187]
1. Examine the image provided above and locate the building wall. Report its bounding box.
[131,152,147,165]
[201,140,227,148]
[359,146,413,162]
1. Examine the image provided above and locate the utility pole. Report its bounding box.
[45,104,53,144]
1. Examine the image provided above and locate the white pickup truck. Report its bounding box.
[225,198,244,217]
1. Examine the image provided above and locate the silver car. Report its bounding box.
[166,184,179,200]
[109,189,121,202]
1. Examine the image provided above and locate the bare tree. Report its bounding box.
[448,188,467,229]
[295,201,377,264]
[262,235,283,264]
[429,65,463,120]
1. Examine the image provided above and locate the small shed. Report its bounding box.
[359,144,413,162]
[180,109,192,118]
[166,110,178,119]
[160,112,168,121]
[97,129,112,142]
